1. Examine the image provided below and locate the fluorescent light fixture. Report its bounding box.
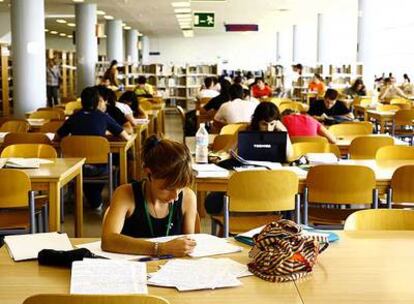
[97,10,106,15]
[182,29,194,37]
[67,23,76,27]
[104,15,114,20]
[68,35,73,38]
[50,31,58,35]
[124,26,132,30]
[171,2,190,7]
[72,0,84,3]
[59,33,67,37]
[174,8,191,13]
[45,29,49,32]
[56,19,67,24]
[176,13,192,19]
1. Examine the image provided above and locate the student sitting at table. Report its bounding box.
[282,109,337,143]
[118,91,147,119]
[343,78,367,98]
[197,77,219,100]
[308,73,326,97]
[56,86,130,209]
[102,136,197,257]
[201,78,232,117]
[134,76,154,97]
[308,88,354,124]
[251,78,273,98]
[379,77,408,103]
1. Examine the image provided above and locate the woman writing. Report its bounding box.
[102,136,197,257]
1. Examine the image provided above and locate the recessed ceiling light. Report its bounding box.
[171,2,190,7]
[50,31,58,35]
[67,23,76,27]
[176,13,192,19]
[72,0,84,3]
[174,8,191,13]
[97,10,106,15]
[56,19,67,24]
[124,26,132,30]
[183,29,194,38]
[68,35,73,38]
[59,33,67,37]
[104,15,114,20]
[45,29,49,32]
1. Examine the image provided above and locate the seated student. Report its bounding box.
[197,77,219,100]
[243,88,259,103]
[282,109,337,144]
[251,78,273,98]
[379,77,408,103]
[201,78,232,117]
[134,76,154,97]
[118,91,147,119]
[308,88,354,123]
[308,73,326,97]
[214,84,259,127]
[102,136,197,257]
[56,87,130,209]
[343,78,367,98]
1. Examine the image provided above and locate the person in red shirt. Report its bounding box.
[308,73,326,97]
[281,109,336,143]
[251,78,273,98]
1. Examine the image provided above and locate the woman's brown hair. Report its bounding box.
[142,135,194,189]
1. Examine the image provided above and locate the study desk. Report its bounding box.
[17,158,85,237]
[107,133,137,185]
[366,110,396,133]
[0,239,302,304]
[335,134,407,155]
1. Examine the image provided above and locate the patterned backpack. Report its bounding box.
[248,219,329,282]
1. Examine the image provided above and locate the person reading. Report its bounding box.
[102,136,197,257]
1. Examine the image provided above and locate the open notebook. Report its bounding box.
[0,158,54,169]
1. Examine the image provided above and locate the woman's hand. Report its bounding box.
[159,236,197,257]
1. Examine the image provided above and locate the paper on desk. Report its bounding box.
[192,164,229,178]
[134,118,150,125]
[0,132,9,143]
[76,241,147,261]
[305,153,338,165]
[70,259,147,294]
[148,258,250,291]
[245,161,282,169]
[148,234,242,257]
[4,232,73,261]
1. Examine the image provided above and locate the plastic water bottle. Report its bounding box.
[195,123,209,163]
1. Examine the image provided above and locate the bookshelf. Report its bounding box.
[47,49,77,100]
[266,65,284,89]
[0,44,12,116]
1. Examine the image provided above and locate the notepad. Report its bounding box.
[4,232,73,261]
[192,164,229,178]
[70,259,147,294]
[76,241,148,261]
[148,258,251,291]
[305,153,338,165]
[148,234,242,258]
[134,118,150,125]
[2,158,54,169]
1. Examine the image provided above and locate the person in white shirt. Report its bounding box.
[197,77,219,100]
[214,84,259,126]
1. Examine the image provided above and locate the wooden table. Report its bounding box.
[366,110,396,133]
[18,158,85,237]
[107,134,137,185]
[0,239,302,304]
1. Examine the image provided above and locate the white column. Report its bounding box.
[75,3,97,95]
[292,25,297,62]
[125,29,138,63]
[11,0,46,117]
[357,0,367,62]
[141,36,150,64]
[317,13,323,62]
[276,31,280,62]
[106,19,123,62]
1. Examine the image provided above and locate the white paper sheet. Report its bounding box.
[4,232,73,261]
[70,259,147,294]
[192,164,229,178]
[76,241,147,261]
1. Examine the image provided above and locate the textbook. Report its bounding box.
[235,225,339,246]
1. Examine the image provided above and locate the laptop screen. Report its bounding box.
[237,131,287,163]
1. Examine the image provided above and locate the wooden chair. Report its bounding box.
[291,142,330,160]
[304,165,378,227]
[64,100,82,115]
[29,110,62,120]
[329,122,373,136]
[386,165,414,208]
[349,136,394,159]
[376,104,400,112]
[176,105,186,143]
[3,133,52,147]
[344,209,414,231]
[0,120,29,133]
[219,123,248,135]
[392,109,414,144]
[0,169,36,236]
[278,101,308,113]
[140,99,154,112]
[213,170,300,237]
[23,294,170,304]
[1,144,57,158]
[37,107,66,120]
[291,136,328,144]
[39,120,64,133]
[211,134,236,152]
[376,146,414,161]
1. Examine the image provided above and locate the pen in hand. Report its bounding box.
[137,254,174,262]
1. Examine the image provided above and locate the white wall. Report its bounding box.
[46,36,75,51]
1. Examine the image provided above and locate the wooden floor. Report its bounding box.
[61,110,212,237]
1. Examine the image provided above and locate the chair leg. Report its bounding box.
[211,218,217,236]
[295,194,301,224]
[108,153,114,200]
[386,188,392,209]
[372,189,379,209]
[42,203,49,232]
[60,187,65,223]
[303,187,309,225]
[28,191,36,234]
[223,195,229,238]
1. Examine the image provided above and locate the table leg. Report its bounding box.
[48,182,61,232]
[74,170,83,237]
[120,148,128,184]
[379,118,386,134]
[197,191,207,218]
[130,139,137,181]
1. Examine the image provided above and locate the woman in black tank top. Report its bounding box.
[102,136,197,257]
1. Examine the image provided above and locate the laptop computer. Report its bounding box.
[237,131,287,163]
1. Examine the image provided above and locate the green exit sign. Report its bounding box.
[194,12,215,28]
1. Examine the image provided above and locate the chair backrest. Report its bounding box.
[290,136,328,144]
[39,120,64,133]
[0,120,29,133]
[354,97,372,107]
[376,104,400,112]
[344,209,414,231]
[391,165,414,203]
[306,165,376,205]
[64,100,82,115]
[212,134,236,152]
[390,102,411,110]
[219,123,248,135]
[140,99,154,111]
[390,98,410,105]
[394,109,414,126]
[349,136,394,159]
[3,132,52,146]
[0,169,31,208]
[329,144,341,158]
[23,294,170,304]
[37,107,66,118]
[292,142,330,160]
[228,170,299,212]
[199,97,211,108]
[278,101,307,113]
[376,146,414,161]
[29,110,62,120]
[329,122,373,136]
[1,144,57,158]
[61,136,110,164]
